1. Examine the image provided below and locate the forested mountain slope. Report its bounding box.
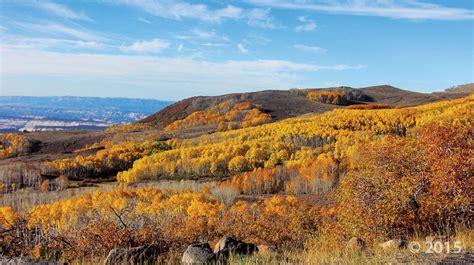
[140,85,472,133]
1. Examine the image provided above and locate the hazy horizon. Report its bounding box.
[0,82,472,102]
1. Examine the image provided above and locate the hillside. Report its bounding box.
[141,85,471,131]
[2,84,470,166]
[444,83,474,93]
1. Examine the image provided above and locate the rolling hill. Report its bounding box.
[141,84,472,129]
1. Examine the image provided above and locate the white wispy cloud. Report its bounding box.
[295,16,316,32]
[294,44,327,54]
[245,8,278,28]
[248,0,474,20]
[192,28,216,38]
[1,36,102,50]
[237,43,249,54]
[36,2,92,21]
[137,17,152,24]
[177,44,184,52]
[113,1,241,22]
[120,39,170,53]
[14,21,104,41]
[203,43,228,47]
[113,1,277,28]
[1,46,364,98]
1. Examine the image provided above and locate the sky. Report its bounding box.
[0,0,473,101]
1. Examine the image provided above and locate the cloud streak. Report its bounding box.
[295,16,316,32]
[113,1,277,28]
[237,43,249,54]
[120,39,170,53]
[14,21,105,41]
[294,44,327,54]
[248,0,474,20]
[36,2,92,21]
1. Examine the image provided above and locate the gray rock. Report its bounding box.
[346,237,366,251]
[181,243,215,264]
[104,244,164,265]
[213,235,258,256]
[213,235,259,263]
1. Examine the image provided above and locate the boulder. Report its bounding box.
[346,237,366,251]
[213,235,258,256]
[104,244,164,265]
[213,236,259,263]
[379,239,407,251]
[182,243,215,264]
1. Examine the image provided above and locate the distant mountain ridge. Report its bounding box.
[0,96,173,132]
[0,96,173,113]
[444,83,474,93]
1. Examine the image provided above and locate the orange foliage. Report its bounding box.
[0,206,20,229]
[9,188,319,259]
[0,133,30,159]
[220,195,319,247]
[338,120,473,241]
[284,153,339,194]
[307,91,347,105]
[165,100,271,132]
[221,167,284,195]
[46,141,170,179]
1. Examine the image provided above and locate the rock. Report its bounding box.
[379,239,407,251]
[425,235,448,243]
[213,236,259,263]
[213,235,258,256]
[257,244,277,254]
[104,244,165,265]
[182,243,215,264]
[346,237,366,251]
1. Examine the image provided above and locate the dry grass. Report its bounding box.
[229,227,474,264]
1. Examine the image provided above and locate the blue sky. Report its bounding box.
[0,0,473,100]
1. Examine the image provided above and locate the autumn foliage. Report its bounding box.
[46,141,170,178]
[0,134,31,159]
[117,95,473,184]
[0,188,318,260]
[307,91,347,105]
[338,119,473,241]
[165,100,272,132]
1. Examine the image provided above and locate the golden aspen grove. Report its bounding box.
[0,92,472,263]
